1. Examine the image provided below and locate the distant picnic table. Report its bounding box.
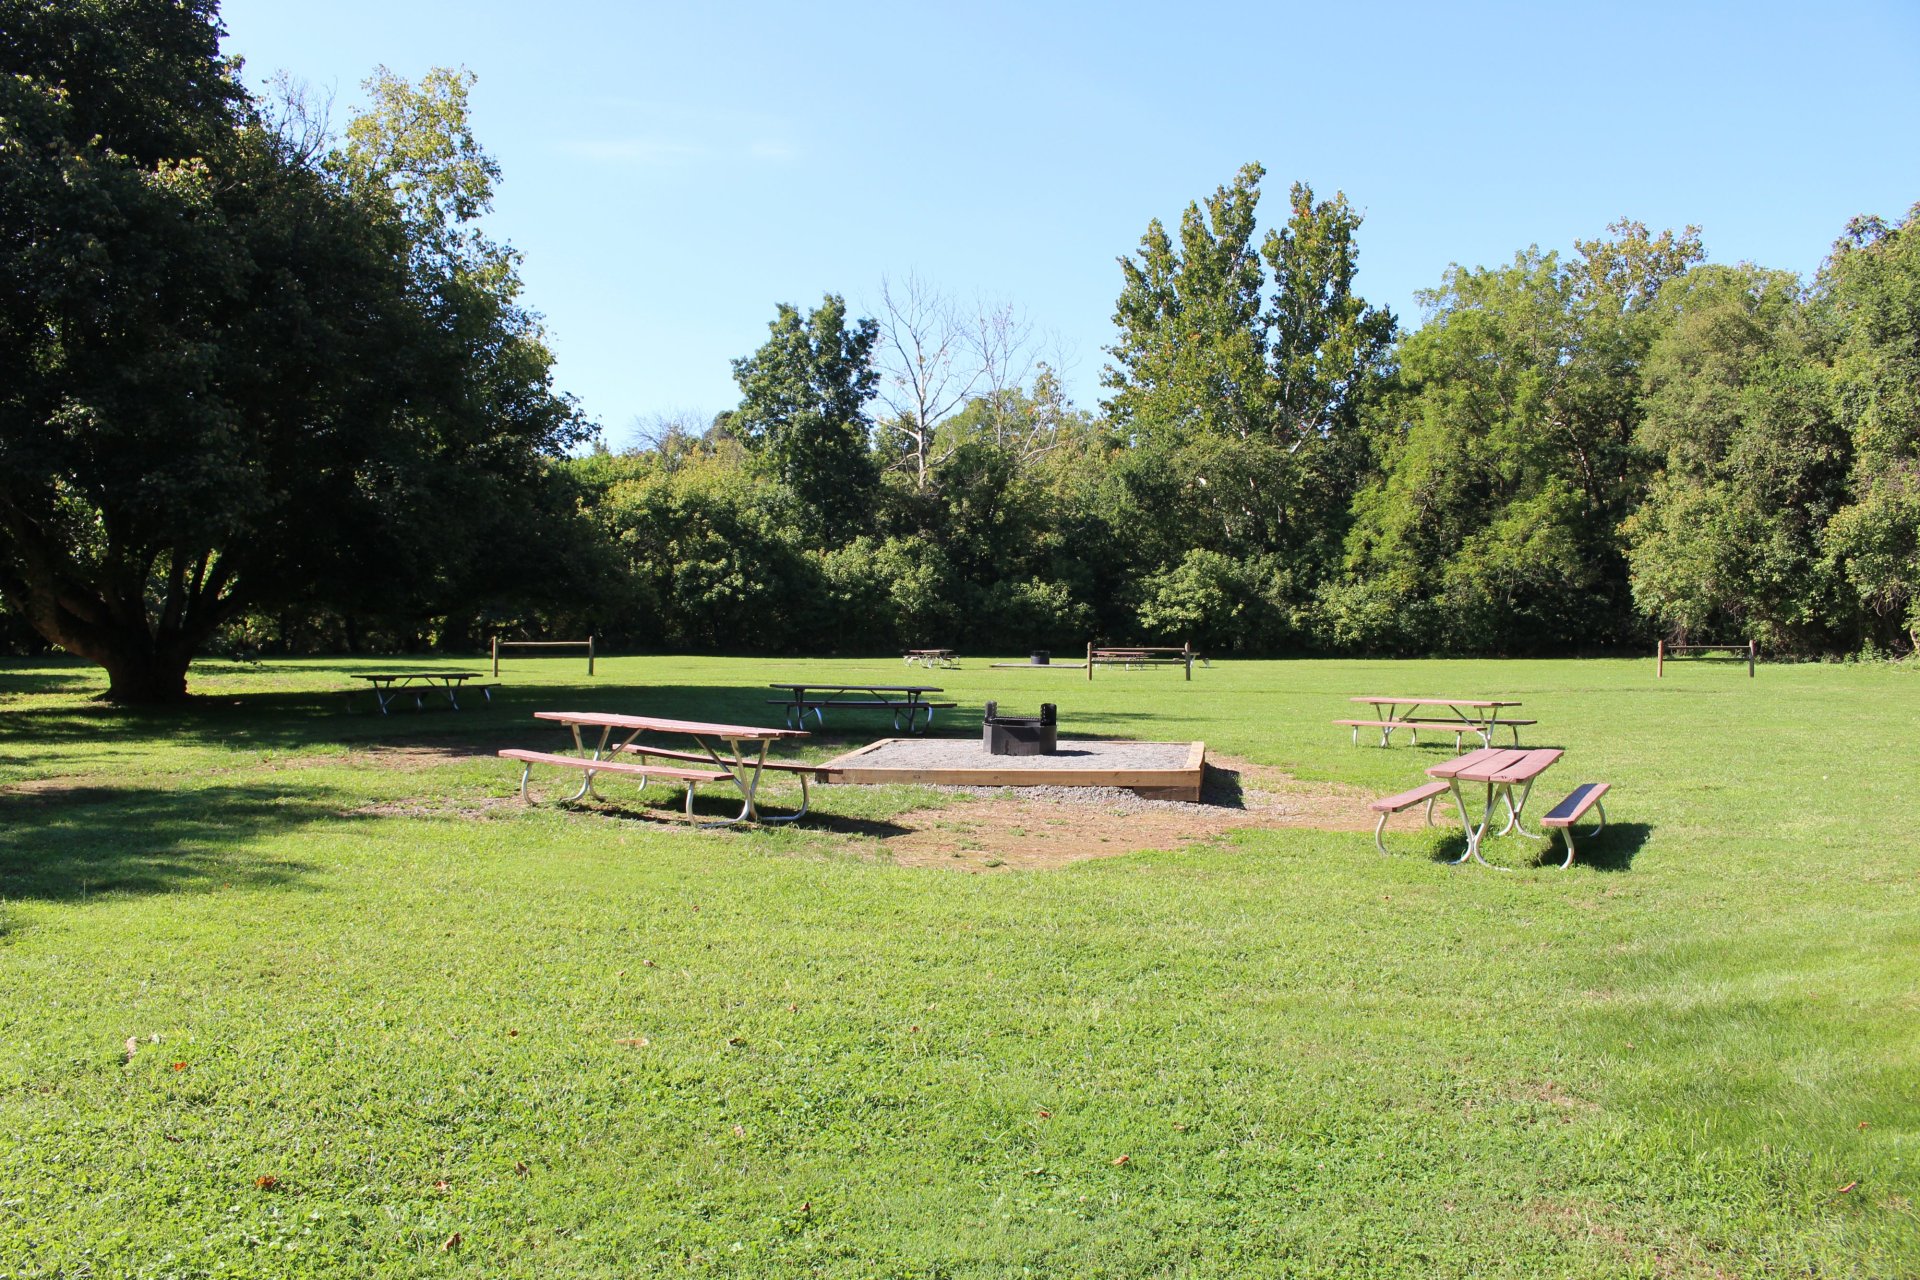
[903,649,958,669]
[767,683,953,733]
[1335,696,1532,750]
[350,670,491,714]
[1085,642,1203,680]
[500,711,817,826]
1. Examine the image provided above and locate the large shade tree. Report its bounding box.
[1101,164,1395,645]
[0,1,587,700]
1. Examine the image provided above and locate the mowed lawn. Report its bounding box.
[0,654,1914,1278]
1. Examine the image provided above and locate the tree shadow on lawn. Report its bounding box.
[0,679,1182,766]
[0,668,106,699]
[0,781,343,902]
[1424,820,1652,872]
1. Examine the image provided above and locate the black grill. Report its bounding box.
[982,701,1058,755]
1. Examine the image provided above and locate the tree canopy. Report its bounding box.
[0,0,588,699]
[4,12,1914,673]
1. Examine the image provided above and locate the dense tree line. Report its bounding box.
[521,177,1918,662]
[3,4,1916,695]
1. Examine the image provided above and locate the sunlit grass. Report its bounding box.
[0,652,1914,1276]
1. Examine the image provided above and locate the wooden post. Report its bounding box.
[1656,640,1664,678]
[1183,640,1192,681]
[1086,640,1094,681]
[588,635,596,677]
[1748,638,1755,678]
[491,635,499,677]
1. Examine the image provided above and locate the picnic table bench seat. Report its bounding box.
[765,696,957,731]
[616,743,826,777]
[498,748,731,785]
[1368,779,1453,855]
[1335,717,1535,750]
[498,748,736,821]
[765,698,948,710]
[1539,782,1610,868]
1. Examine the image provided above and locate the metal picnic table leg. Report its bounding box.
[563,723,615,802]
[690,737,767,828]
[1496,776,1546,841]
[1444,778,1508,869]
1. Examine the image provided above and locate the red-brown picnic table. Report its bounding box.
[504,711,811,826]
[1424,746,1564,868]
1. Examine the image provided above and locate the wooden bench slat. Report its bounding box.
[615,744,824,778]
[1541,782,1610,827]
[497,749,730,784]
[1489,748,1564,784]
[1369,780,1453,813]
[769,700,957,711]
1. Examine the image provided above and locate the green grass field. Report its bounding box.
[1,653,1914,1277]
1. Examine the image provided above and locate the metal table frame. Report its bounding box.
[354,671,482,714]
[767,683,945,733]
[1347,696,1523,748]
[1425,747,1564,869]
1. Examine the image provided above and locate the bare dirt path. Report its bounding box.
[871,756,1375,872]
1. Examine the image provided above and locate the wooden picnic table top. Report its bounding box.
[1426,746,1562,784]
[903,648,954,655]
[533,710,809,740]
[1350,696,1522,709]
[768,682,945,696]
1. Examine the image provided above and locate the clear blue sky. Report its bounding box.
[219,0,1919,447]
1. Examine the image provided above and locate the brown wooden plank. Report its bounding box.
[533,711,808,739]
[1541,782,1610,826]
[1369,780,1452,813]
[1488,748,1563,784]
[1350,696,1520,708]
[498,749,730,783]
[1424,747,1507,779]
[615,743,824,777]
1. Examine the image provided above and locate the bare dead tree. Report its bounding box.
[260,72,336,168]
[626,410,717,469]
[874,274,983,489]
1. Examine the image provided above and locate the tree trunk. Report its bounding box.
[96,641,194,703]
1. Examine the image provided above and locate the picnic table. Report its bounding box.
[903,649,958,669]
[1336,696,1531,749]
[352,670,489,714]
[1424,746,1564,867]
[767,683,952,733]
[500,711,815,826]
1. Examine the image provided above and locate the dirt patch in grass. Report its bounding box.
[873,755,1377,872]
[348,794,524,820]
[321,743,504,771]
[1522,1198,1739,1279]
[0,775,94,796]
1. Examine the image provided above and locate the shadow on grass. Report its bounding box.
[0,675,1190,757]
[1423,820,1652,872]
[0,782,341,902]
[0,668,105,699]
